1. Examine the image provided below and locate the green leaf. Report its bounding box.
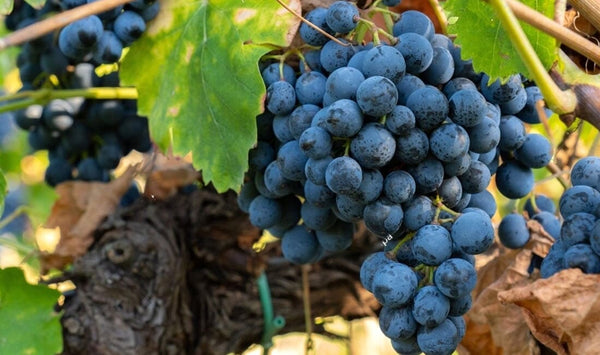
[121,0,300,192]
[444,0,556,81]
[0,170,6,216]
[0,0,13,15]
[0,267,62,354]
[0,21,18,86]
[24,0,44,9]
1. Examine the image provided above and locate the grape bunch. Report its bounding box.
[497,157,600,278]
[236,2,555,354]
[4,0,157,186]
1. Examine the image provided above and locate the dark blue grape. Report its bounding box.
[514,133,553,168]
[326,1,359,34]
[356,76,398,117]
[532,211,561,239]
[363,199,404,236]
[416,318,459,355]
[499,86,527,115]
[540,241,567,278]
[249,195,282,229]
[480,74,523,104]
[393,10,435,41]
[249,141,275,171]
[421,46,455,85]
[295,71,326,105]
[114,11,146,46]
[281,225,322,264]
[451,211,494,254]
[317,99,363,137]
[264,160,295,197]
[261,62,297,87]
[403,196,435,231]
[58,15,104,59]
[449,294,472,316]
[429,122,470,162]
[299,7,335,46]
[315,219,354,252]
[266,81,296,115]
[45,157,73,186]
[406,85,448,132]
[498,115,526,151]
[516,86,552,124]
[412,224,453,266]
[434,258,477,299]
[362,45,406,83]
[304,156,332,186]
[386,105,415,136]
[495,160,534,199]
[320,39,355,73]
[272,114,294,143]
[571,156,600,191]
[498,213,530,249]
[326,156,363,194]
[559,185,600,217]
[467,190,497,217]
[384,170,416,204]
[237,180,259,213]
[395,73,426,105]
[394,128,429,165]
[412,285,451,327]
[350,122,396,168]
[379,305,417,340]
[325,66,364,101]
[458,159,491,194]
[301,202,336,231]
[277,140,308,181]
[395,32,433,74]
[523,194,556,216]
[299,126,332,160]
[438,176,463,208]
[408,157,445,194]
[360,251,393,292]
[563,243,600,273]
[442,77,477,98]
[372,261,418,307]
[350,168,384,204]
[559,212,596,247]
[467,117,501,154]
[93,31,123,64]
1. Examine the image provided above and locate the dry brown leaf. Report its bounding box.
[144,153,200,200]
[40,166,136,272]
[462,220,554,355]
[499,268,600,355]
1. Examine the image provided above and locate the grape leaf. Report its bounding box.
[0,0,13,15]
[0,170,6,216]
[120,0,301,192]
[24,0,44,9]
[444,0,556,81]
[0,267,62,354]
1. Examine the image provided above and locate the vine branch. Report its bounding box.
[506,0,600,67]
[484,0,578,115]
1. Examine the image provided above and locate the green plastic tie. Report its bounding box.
[257,271,286,354]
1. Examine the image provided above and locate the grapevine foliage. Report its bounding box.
[120,0,300,193]
[0,267,62,354]
[445,0,556,80]
[0,0,12,15]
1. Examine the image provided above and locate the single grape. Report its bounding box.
[498,213,530,249]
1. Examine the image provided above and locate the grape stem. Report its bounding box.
[0,0,135,51]
[387,231,415,257]
[0,87,138,114]
[301,265,315,355]
[505,0,600,67]
[274,0,350,47]
[545,161,570,190]
[429,0,448,34]
[484,0,578,115]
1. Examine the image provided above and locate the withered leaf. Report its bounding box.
[144,153,200,200]
[499,268,600,355]
[40,166,136,272]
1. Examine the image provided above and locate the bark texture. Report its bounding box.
[60,187,379,355]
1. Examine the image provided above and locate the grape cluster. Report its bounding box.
[487,75,555,200]
[4,0,156,186]
[235,2,558,353]
[501,157,600,278]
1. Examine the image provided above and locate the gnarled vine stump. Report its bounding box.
[60,187,379,354]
